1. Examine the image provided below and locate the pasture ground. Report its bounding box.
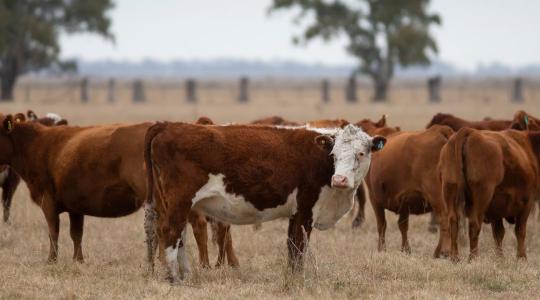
[1,81,540,299]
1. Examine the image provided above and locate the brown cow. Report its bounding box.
[426,113,512,131]
[511,110,540,131]
[251,116,300,126]
[144,123,385,283]
[0,115,237,268]
[439,128,540,261]
[366,125,453,255]
[425,113,514,233]
[1,111,68,223]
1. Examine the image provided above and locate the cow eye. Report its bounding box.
[357,152,365,158]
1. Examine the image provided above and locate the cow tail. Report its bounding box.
[453,128,474,242]
[143,122,167,272]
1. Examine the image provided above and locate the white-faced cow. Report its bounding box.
[144,123,385,283]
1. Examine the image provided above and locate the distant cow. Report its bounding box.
[511,110,540,131]
[144,123,385,283]
[0,115,237,268]
[426,113,511,131]
[366,125,453,255]
[438,128,540,260]
[1,111,68,223]
[251,116,300,126]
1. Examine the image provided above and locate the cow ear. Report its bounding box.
[371,136,386,152]
[376,114,387,127]
[14,113,26,123]
[26,110,37,120]
[3,115,14,133]
[314,135,334,152]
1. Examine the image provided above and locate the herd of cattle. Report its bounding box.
[0,109,539,284]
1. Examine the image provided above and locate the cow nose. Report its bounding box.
[331,175,349,188]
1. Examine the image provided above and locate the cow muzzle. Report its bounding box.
[331,175,350,189]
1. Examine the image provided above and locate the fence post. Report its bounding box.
[132,79,145,103]
[321,79,330,103]
[512,77,524,102]
[107,78,116,103]
[345,75,357,103]
[428,76,441,102]
[80,77,89,103]
[238,76,249,103]
[186,79,197,103]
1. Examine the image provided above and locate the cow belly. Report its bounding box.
[191,174,297,225]
[61,183,141,217]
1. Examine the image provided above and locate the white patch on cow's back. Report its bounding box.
[311,185,356,230]
[192,174,298,225]
[0,169,8,185]
[45,113,62,124]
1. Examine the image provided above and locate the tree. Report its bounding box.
[0,0,114,101]
[270,0,440,101]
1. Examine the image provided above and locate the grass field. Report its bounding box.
[1,79,540,299]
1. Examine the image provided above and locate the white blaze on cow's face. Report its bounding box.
[327,125,386,189]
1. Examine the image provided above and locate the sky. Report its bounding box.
[59,0,540,71]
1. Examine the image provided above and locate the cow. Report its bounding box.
[0,114,237,269]
[1,111,68,223]
[426,113,512,131]
[143,123,386,283]
[366,125,453,256]
[438,128,540,261]
[425,113,516,233]
[251,114,396,229]
[511,110,540,131]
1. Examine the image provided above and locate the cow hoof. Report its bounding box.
[401,246,411,254]
[352,218,364,229]
[47,258,58,264]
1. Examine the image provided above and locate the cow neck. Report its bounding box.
[9,123,46,180]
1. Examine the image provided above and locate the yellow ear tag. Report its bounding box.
[7,121,12,131]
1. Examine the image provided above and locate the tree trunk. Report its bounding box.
[0,58,19,101]
[372,77,389,102]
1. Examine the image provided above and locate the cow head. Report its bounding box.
[316,124,386,189]
[511,110,540,131]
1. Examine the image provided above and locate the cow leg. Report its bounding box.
[352,183,367,229]
[468,184,493,261]
[215,222,239,267]
[41,198,60,263]
[490,219,505,257]
[189,211,210,269]
[69,213,85,263]
[427,212,438,233]
[2,169,20,223]
[372,204,387,251]
[443,182,460,261]
[287,212,312,272]
[159,201,192,284]
[515,211,529,259]
[398,211,411,253]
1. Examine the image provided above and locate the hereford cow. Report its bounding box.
[0,115,237,268]
[366,125,453,255]
[251,114,395,229]
[426,113,511,131]
[1,111,68,223]
[438,128,540,260]
[144,123,385,283]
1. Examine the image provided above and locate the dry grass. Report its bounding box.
[1,80,540,299]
